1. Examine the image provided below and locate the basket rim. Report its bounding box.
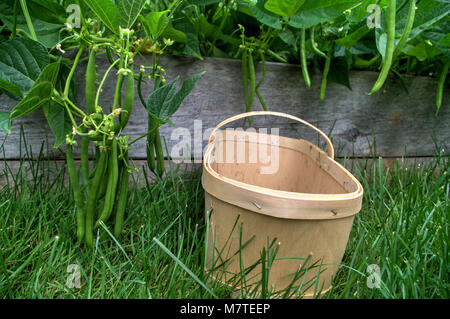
[203,133,363,202]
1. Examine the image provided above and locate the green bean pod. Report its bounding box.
[85,149,107,248]
[256,52,268,111]
[95,139,119,227]
[120,69,135,129]
[370,0,396,94]
[248,51,256,110]
[66,144,85,242]
[241,50,250,111]
[300,28,311,88]
[320,51,332,102]
[106,47,119,70]
[80,135,90,185]
[137,71,146,107]
[256,52,266,90]
[114,74,125,112]
[114,156,130,238]
[393,0,416,62]
[266,49,287,63]
[147,118,157,173]
[353,55,380,69]
[155,128,165,177]
[436,60,449,113]
[96,159,110,201]
[95,167,114,227]
[85,48,97,114]
[310,26,328,60]
[255,89,268,111]
[94,146,101,164]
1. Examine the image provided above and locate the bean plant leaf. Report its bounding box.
[0,38,49,96]
[328,57,352,90]
[119,0,146,28]
[10,61,61,120]
[0,0,65,48]
[185,0,221,5]
[43,61,72,148]
[403,41,442,60]
[336,25,371,49]
[426,26,450,58]
[10,81,53,120]
[0,112,11,134]
[437,32,450,47]
[28,0,66,24]
[289,0,360,29]
[265,0,306,18]
[36,60,61,86]
[408,2,450,42]
[43,102,72,148]
[199,14,220,39]
[0,79,22,98]
[83,0,120,34]
[161,21,188,43]
[174,18,202,59]
[146,72,205,124]
[146,79,179,123]
[241,0,282,30]
[376,31,387,59]
[141,11,170,40]
[184,33,203,59]
[279,28,297,50]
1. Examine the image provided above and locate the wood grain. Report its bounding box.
[0,156,440,189]
[0,55,448,160]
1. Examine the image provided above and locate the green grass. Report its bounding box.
[0,148,448,298]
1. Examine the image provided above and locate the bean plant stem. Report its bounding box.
[95,59,120,109]
[19,0,37,41]
[208,1,230,56]
[11,0,18,39]
[85,49,97,115]
[129,126,158,146]
[64,97,86,118]
[113,34,131,112]
[64,101,78,128]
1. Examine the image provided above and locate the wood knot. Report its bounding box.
[343,128,361,142]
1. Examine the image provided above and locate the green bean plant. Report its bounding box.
[173,0,448,109]
[237,24,275,117]
[0,0,203,247]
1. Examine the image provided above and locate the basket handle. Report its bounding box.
[207,111,334,159]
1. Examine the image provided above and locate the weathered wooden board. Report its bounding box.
[0,159,198,188]
[0,55,448,160]
[0,157,439,189]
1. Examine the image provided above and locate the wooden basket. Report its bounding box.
[202,111,364,298]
